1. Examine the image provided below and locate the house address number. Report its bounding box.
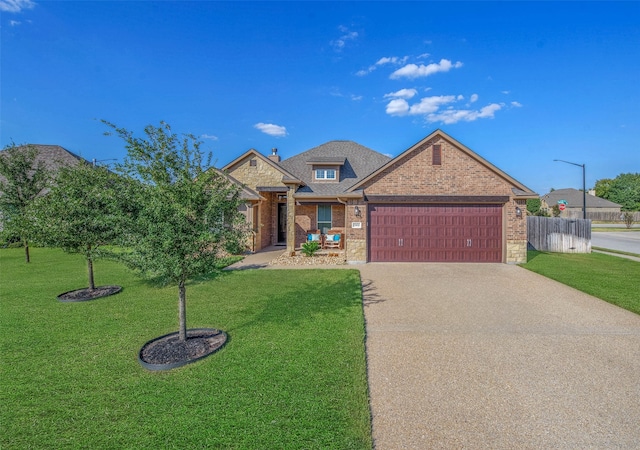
[351,222,362,229]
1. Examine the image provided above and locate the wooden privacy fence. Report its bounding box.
[527,217,592,253]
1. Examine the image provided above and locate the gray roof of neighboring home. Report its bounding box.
[542,188,621,208]
[0,144,89,172]
[0,144,90,188]
[279,140,391,197]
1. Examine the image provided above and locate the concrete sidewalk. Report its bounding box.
[359,263,640,449]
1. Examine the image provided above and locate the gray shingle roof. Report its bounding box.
[542,188,621,208]
[279,141,391,197]
[0,144,89,172]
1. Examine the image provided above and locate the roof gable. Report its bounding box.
[279,140,391,197]
[349,130,537,196]
[222,149,301,190]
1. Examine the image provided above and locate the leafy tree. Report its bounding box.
[594,178,613,199]
[526,198,541,215]
[594,173,640,211]
[105,121,246,341]
[623,212,635,229]
[0,143,51,262]
[32,162,131,290]
[551,204,561,217]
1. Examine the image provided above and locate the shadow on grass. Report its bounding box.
[228,270,363,332]
[525,250,546,263]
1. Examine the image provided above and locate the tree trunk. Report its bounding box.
[87,257,95,290]
[24,238,30,263]
[178,280,187,342]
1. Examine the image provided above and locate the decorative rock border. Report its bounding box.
[138,328,228,371]
[57,285,122,302]
[269,252,347,266]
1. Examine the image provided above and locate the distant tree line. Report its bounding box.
[594,173,640,211]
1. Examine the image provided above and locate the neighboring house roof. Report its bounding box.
[0,144,89,173]
[542,188,621,209]
[279,140,391,197]
[349,129,537,196]
[0,144,91,191]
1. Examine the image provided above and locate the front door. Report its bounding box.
[277,203,287,244]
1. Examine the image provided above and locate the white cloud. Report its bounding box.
[376,56,408,66]
[357,56,408,76]
[0,0,35,12]
[201,134,218,141]
[254,123,287,137]
[390,59,463,79]
[331,26,358,52]
[417,53,431,59]
[385,90,507,124]
[427,103,503,124]
[470,93,479,103]
[385,99,410,116]
[350,94,363,101]
[384,88,418,99]
[501,90,510,94]
[10,19,20,25]
[511,101,522,107]
[386,95,457,117]
[408,95,457,115]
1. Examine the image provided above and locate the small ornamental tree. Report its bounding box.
[32,162,131,291]
[0,143,51,262]
[105,121,245,342]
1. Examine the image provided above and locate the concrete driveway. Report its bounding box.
[359,263,640,449]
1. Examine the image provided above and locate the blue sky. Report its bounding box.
[1,1,638,195]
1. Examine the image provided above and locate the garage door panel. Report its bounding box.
[369,204,502,262]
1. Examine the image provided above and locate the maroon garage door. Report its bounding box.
[369,204,503,262]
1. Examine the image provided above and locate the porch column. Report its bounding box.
[286,185,296,254]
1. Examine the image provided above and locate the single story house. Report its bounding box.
[541,188,622,218]
[223,130,537,264]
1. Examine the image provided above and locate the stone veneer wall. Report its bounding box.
[345,200,367,262]
[506,240,527,264]
[228,155,287,188]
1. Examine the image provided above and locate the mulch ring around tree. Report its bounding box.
[57,285,122,302]
[138,328,228,371]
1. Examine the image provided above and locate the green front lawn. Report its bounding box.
[522,251,640,315]
[0,248,371,449]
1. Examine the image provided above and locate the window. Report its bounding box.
[317,205,332,233]
[432,144,442,165]
[315,168,336,180]
[249,159,257,167]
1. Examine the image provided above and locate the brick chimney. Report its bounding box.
[268,147,281,163]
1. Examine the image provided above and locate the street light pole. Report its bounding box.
[554,159,586,219]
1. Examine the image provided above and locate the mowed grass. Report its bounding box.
[0,248,371,449]
[522,251,640,315]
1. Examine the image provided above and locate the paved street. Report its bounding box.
[591,231,640,254]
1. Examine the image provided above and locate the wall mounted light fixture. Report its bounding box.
[515,206,522,218]
[354,206,361,217]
